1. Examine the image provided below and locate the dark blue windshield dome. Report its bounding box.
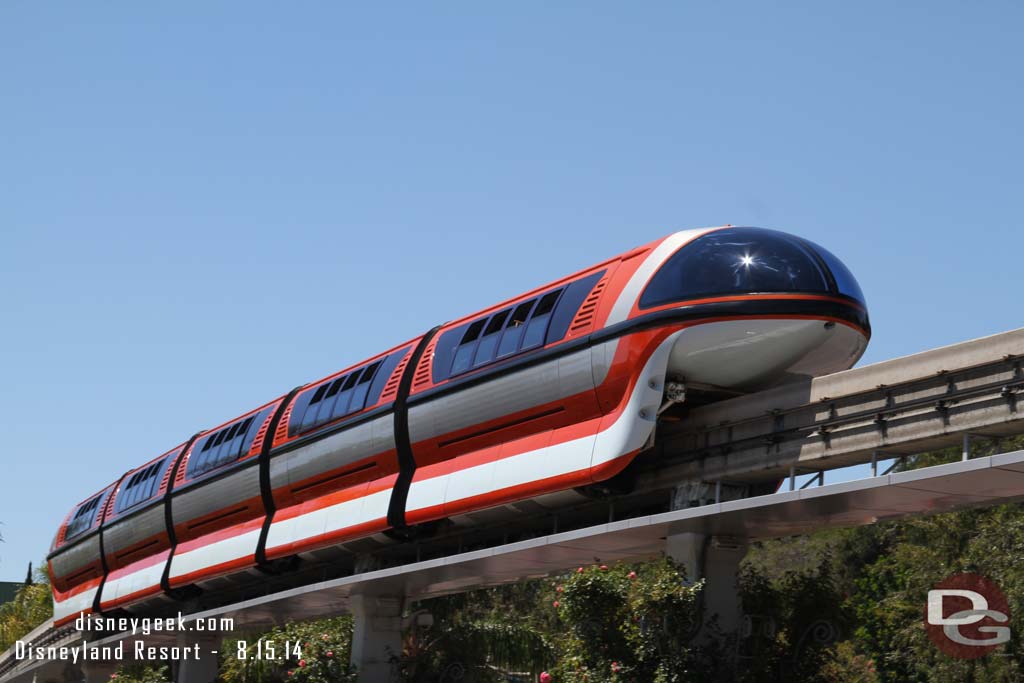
[639,227,866,308]
[801,238,866,304]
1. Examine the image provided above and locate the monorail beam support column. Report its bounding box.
[667,482,750,639]
[173,631,221,683]
[350,594,403,683]
[667,532,748,638]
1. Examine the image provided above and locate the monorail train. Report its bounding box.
[48,226,870,626]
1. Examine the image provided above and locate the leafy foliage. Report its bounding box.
[740,435,1024,683]
[111,663,172,682]
[0,564,52,651]
[545,558,702,683]
[220,616,357,683]
[400,580,556,681]
[11,437,1024,681]
[818,641,880,683]
[738,549,848,682]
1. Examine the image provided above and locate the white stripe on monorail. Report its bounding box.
[5,448,1024,683]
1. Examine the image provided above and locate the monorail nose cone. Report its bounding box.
[642,227,870,390]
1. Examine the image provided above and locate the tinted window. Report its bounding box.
[804,240,866,304]
[347,362,381,413]
[443,288,567,378]
[115,457,169,513]
[522,290,560,350]
[333,373,361,417]
[290,361,386,437]
[498,300,535,357]
[65,496,102,540]
[451,320,486,375]
[639,228,830,308]
[473,310,511,368]
[301,382,333,432]
[314,377,345,424]
[188,411,267,479]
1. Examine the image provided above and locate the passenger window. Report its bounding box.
[497,300,536,357]
[451,319,486,375]
[188,413,260,479]
[332,373,361,419]
[522,290,561,349]
[116,458,168,513]
[348,362,381,414]
[445,288,567,378]
[290,360,388,437]
[300,383,331,432]
[312,377,345,424]
[65,496,102,540]
[473,310,511,367]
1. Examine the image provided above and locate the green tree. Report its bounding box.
[401,580,555,681]
[743,435,1024,683]
[546,558,702,683]
[738,550,848,683]
[220,616,357,683]
[111,663,172,683]
[0,563,53,651]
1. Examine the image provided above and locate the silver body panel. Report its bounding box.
[408,347,603,444]
[273,415,395,491]
[50,533,100,579]
[103,505,166,556]
[171,463,261,528]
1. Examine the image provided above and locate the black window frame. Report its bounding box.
[472,308,512,368]
[114,456,171,514]
[187,412,265,480]
[65,495,102,540]
[497,299,538,359]
[305,376,344,432]
[288,360,386,438]
[521,289,562,351]
[446,287,566,379]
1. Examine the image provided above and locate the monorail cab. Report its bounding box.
[638,227,870,392]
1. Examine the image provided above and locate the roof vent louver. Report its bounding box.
[568,273,610,336]
[379,349,412,403]
[411,337,439,391]
[274,402,297,444]
[248,405,277,456]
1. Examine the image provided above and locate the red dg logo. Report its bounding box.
[925,573,1010,659]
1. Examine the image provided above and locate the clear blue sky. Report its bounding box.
[1,3,1021,581]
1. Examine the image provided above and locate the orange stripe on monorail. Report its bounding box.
[631,292,867,319]
[52,575,102,602]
